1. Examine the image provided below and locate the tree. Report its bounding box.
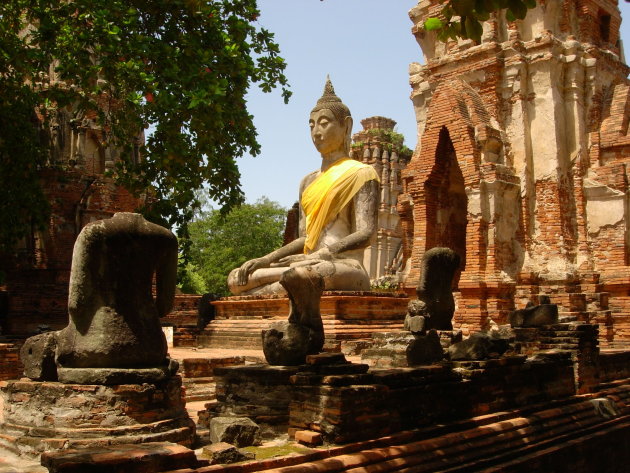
[184,197,286,295]
[0,0,290,253]
[424,0,538,42]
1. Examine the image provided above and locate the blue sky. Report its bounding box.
[236,0,630,209]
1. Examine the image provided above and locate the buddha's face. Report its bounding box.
[309,109,347,155]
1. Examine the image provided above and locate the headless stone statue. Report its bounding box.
[227,77,379,296]
[21,212,178,384]
[416,247,461,330]
[262,266,325,365]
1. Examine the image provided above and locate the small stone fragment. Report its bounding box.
[306,352,347,366]
[448,330,511,361]
[209,417,260,447]
[295,430,323,447]
[508,303,559,328]
[20,332,58,381]
[404,315,427,334]
[202,442,254,465]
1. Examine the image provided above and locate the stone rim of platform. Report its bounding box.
[57,364,177,385]
[214,290,409,302]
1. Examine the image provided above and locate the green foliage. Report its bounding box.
[399,144,413,162]
[240,444,313,460]
[362,128,411,160]
[366,128,406,147]
[0,0,290,252]
[424,0,537,43]
[370,275,400,293]
[177,260,208,295]
[186,197,286,296]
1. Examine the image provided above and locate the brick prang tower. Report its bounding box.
[400,0,630,345]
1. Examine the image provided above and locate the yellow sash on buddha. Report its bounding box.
[302,158,379,253]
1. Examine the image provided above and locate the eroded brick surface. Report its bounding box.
[399,0,630,346]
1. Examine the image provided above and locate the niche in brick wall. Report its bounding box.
[425,127,466,286]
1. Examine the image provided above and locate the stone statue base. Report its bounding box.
[57,359,179,385]
[0,376,195,459]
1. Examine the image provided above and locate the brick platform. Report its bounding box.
[289,354,575,444]
[162,380,630,473]
[199,292,408,353]
[0,376,195,459]
[163,294,202,328]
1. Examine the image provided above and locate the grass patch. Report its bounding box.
[240,443,314,460]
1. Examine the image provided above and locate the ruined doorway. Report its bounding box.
[425,127,467,286]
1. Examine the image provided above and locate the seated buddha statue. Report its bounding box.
[227,77,379,296]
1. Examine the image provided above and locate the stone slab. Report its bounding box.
[40,442,197,473]
[57,364,177,385]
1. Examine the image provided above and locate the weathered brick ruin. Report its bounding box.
[3,3,630,472]
[0,107,145,337]
[400,0,630,345]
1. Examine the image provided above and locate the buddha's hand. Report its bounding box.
[307,247,333,261]
[237,257,270,285]
[274,247,333,266]
[273,254,307,266]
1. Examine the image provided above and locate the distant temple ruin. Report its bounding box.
[0,104,144,336]
[400,0,630,345]
[350,116,412,281]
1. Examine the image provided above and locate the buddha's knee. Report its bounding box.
[322,262,370,291]
[226,268,241,293]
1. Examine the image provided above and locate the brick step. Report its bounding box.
[206,322,403,329]
[182,377,216,402]
[359,408,606,472]
[1,416,192,441]
[41,441,199,473]
[280,398,629,472]
[200,331,399,342]
[214,313,405,321]
[184,393,215,403]
[202,329,402,338]
[0,425,195,460]
[185,384,630,473]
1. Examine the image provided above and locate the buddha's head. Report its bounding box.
[309,76,353,156]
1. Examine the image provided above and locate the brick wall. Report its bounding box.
[0,344,21,381]
[1,169,143,336]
